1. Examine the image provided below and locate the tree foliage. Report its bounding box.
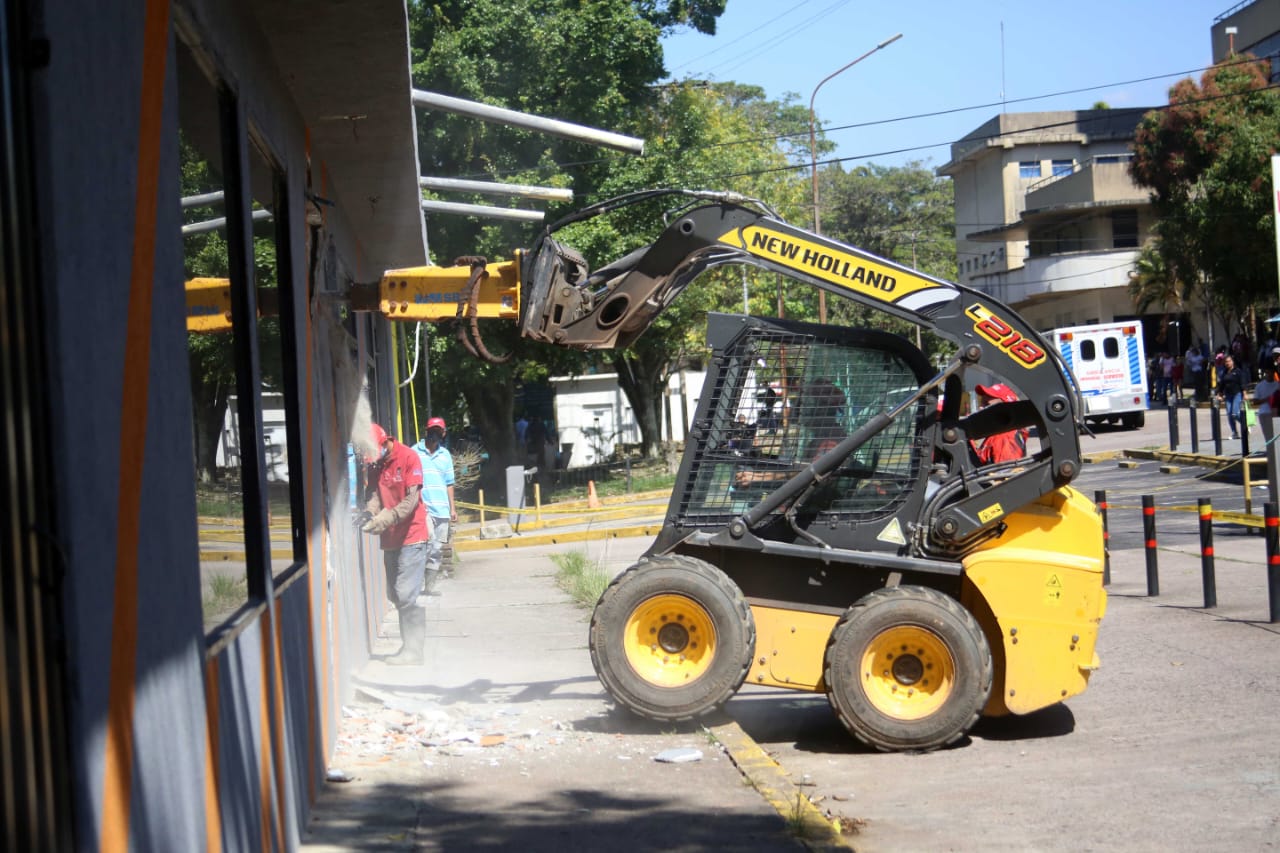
[1130,56,1280,332]
[819,161,956,361]
[552,81,810,456]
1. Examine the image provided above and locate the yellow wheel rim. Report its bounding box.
[859,625,955,721]
[622,594,718,687]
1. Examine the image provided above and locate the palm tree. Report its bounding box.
[1128,244,1186,348]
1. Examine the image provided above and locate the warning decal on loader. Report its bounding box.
[877,518,906,545]
[1044,573,1063,605]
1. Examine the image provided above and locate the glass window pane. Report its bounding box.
[247,135,303,578]
[177,37,251,630]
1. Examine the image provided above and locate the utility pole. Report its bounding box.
[808,33,902,323]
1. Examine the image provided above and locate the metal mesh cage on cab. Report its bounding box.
[674,315,934,533]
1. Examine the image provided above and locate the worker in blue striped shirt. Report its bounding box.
[413,416,457,594]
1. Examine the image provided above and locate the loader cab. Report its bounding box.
[669,314,937,556]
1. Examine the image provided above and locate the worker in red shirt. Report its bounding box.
[970,383,1028,465]
[361,422,430,666]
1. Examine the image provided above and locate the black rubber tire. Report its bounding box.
[589,554,755,722]
[823,586,992,752]
[1122,411,1145,429]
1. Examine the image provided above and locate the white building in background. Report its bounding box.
[218,393,291,481]
[551,370,706,467]
[937,109,1160,333]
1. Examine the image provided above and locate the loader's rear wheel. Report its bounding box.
[824,586,992,752]
[589,555,754,722]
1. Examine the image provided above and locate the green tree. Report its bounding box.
[406,0,743,470]
[1130,56,1280,335]
[552,81,810,457]
[1127,243,1190,347]
[819,161,956,359]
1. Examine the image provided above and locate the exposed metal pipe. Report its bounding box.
[181,190,225,209]
[182,207,272,236]
[420,199,544,222]
[411,89,644,155]
[419,175,573,202]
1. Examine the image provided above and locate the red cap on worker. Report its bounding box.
[362,422,390,463]
[426,416,447,433]
[975,383,1017,404]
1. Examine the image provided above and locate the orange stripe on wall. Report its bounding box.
[259,619,282,852]
[203,658,223,852]
[271,599,289,846]
[99,1,171,849]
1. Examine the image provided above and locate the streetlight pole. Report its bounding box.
[809,32,903,323]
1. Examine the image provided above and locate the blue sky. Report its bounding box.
[660,0,1233,171]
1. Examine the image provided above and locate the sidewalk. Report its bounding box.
[301,537,826,852]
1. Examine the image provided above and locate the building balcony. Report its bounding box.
[973,248,1140,307]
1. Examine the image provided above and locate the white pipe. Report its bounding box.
[412,89,644,155]
[420,199,544,222]
[182,190,225,209]
[182,208,272,236]
[419,176,573,202]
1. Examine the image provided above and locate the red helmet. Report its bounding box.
[363,422,390,462]
[426,416,447,435]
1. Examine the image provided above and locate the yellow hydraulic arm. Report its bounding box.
[184,257,521,333]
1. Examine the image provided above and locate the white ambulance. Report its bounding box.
[1050,321,1149,429]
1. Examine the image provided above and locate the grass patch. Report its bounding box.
[544,458,677,503]
[202,573,248,625]
[550,549,610,608]
[195,481,292,520]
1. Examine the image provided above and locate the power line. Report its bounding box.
[715,78,1280,181]
[693,0,857,78]
[708,53,1278,152]
[432,56,1278,190]
[665,0,819,74]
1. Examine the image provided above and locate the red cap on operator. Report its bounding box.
[975,383,1018,404]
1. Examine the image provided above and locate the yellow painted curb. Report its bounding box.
[711,721,854,850]
[452,522,664,551]
[452,504,664,540]
[199,548,295,562]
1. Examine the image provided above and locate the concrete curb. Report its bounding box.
[712,721,854,850]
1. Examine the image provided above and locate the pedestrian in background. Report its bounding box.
[1217,355,1247,440]
[1158,352,1176,404]
[362,423,430,666]
[413,416,458,591]
[1253,363,1280,417]
[1185,344,1206,402]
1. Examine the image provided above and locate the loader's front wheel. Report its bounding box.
[590,555,754,722]
[824,586,992,752]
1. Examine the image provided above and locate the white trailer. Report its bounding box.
[1050,321,1149,429]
